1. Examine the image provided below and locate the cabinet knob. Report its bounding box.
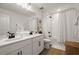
[17,52,20,55]
[39,41,41,46]
[20,51,22,55]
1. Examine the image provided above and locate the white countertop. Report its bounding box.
[0,34,43,47]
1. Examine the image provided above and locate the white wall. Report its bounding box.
[0,8,36,35]
[28,16,37,32]
[0,14,10,35]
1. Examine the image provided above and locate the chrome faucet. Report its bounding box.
[7,32,15,39]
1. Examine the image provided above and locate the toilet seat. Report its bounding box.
[44,39,51,42]
[44,39,51,49]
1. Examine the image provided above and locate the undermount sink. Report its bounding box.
[5,36,21,41]
[0,36,21,42]
[0,34,33,42]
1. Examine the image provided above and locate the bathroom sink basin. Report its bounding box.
[4,36,22,41]
[0,34,33,42]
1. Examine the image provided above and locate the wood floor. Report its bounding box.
[47,48,65,55]
[40,48,65,55]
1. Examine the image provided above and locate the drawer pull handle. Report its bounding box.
[17,52,20,55]
[39,41,41,46]
[20,51,22,55]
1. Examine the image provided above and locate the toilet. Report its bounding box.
[44,39,51,49]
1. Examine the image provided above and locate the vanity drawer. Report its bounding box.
[0,44,13,55]
[11,39,32,50]
[0,39,32,55]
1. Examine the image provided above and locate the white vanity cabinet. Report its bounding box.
[0,38,32,55]
[7,44,32,55]
[32,37,39,55]
[8,39,32,55]
[33,35,44,55]
[37,35,44,54]
[0,34,44,55]
[7,49,21,55]
[21,44,32,55]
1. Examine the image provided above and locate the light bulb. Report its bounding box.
[16,3,32,11]
[57,9,61,11]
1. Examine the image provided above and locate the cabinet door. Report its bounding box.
[7,49,21,55]
[7,39,32,55]
[39,38,44,52]
[33,35,44,55]
[33,37,39,55]
[7,45,32,55]
[37,36,44,54]
[22,44,32,55]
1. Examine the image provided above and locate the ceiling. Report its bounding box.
[0,3,36,16]
[31,3,79,12]
[0,3,79,16]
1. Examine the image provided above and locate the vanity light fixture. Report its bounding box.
[16,3,32,11]
[57,9,61,12]
[49,16,52,18]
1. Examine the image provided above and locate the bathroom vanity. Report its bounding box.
[0,34,44,55]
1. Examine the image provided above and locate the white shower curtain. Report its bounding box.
[65,9,77,41]
[42,8,78,43]
[58,12,66,42]
[51,13,60,42]
[42,12,66,42]
[51,8,78,43]
[51,12,66,43]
